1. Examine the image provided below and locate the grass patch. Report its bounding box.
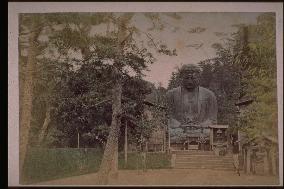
[22,148,171,184]
[22,147,103,184]
[118,152,171,170]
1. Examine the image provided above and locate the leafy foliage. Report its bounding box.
[167,13,278,144]
[236,13,278,144]
[22,12,174,149]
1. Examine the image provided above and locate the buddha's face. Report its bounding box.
[181,71,200,90]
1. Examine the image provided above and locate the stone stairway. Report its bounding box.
[173,150,235,171]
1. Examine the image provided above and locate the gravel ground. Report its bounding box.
[34,168,280,186]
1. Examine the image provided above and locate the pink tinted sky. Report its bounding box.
[127,12,263,88]
[38,12,263,88]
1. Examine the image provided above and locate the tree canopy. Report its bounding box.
[167,13,278,146]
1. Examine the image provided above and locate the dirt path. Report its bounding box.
[34,169,279,186]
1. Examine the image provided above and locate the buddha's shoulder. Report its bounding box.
[166,86,181,96]
[199,87,216,97]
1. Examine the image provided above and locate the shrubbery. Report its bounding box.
[22,148,171,184]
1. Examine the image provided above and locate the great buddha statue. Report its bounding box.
[166,64,218,144]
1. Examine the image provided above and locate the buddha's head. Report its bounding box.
[179,64,201,91]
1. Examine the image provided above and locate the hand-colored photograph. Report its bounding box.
[8,2,283,187]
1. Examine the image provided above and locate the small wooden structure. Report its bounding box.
[241,136,279,175]
[123,100,168,155]
[147,124,167,152]
[234,97,278,175]
[168,124,230,153]
[209,125,229,155]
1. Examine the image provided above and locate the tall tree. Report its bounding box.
[19,13,109,177]
[198,13,278,145]
[236,13,278,144]
[19,14,49,180]
[94,13,179,184]
[20,13,189,184]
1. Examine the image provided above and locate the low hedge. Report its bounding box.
[22,148,171,184]
[22,147,103,184]
[118,152,171,170]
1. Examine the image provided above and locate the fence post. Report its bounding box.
[263,149,269,175]
[171,153,176,168]
[168,124,171,152]
[246,148,251,174]
[243,148,247,173]
[163,125,166,152]
[77,130,80,149]
[124,121,128,166]
[271,146,277,175]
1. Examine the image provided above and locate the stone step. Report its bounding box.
[176,155,233,158]
[177,155,232,157]
[176,154,233,157]
[174,166,235,171]
[175,153,229,156]
[175,163,235,168]
[176,161,233,166]
[176,162,234,166]
[175,165,234,169]
[176,159,233,164]
[176,156,233,160]
[173,150,214,155]
[176,156,233,161]
[175,164,235,168]
[173,150,235,171]
[176,160,233,165]
[176,152,231,154]
[176,161,233,165]
[176,156,233,159]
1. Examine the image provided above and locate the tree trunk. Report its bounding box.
[97,75,122,184]
[124,121,128,166]
[97,14,128,185]
[37,106,51,145]
[19,24,40,182]
[81,47,91,60]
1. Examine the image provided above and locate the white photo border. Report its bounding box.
[8,2,283,186]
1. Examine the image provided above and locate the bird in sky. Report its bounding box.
[186,43,204,49]
[188,27,206,34]
[214,32,228,37]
